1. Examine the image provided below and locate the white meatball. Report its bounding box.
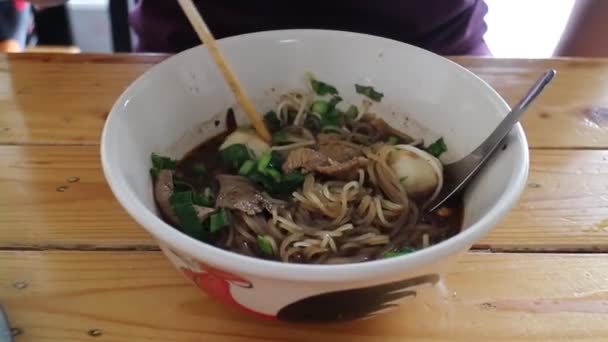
[220,128,270,158]
[388,145,443,202]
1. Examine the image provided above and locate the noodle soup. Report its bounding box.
[150,75,462,264]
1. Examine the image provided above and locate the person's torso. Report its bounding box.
[129,0,487,55]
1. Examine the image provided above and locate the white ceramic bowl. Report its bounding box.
[101,30,528,322]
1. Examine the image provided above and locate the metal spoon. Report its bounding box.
[428,69,556,212]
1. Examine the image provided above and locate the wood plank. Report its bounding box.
[0,145,152,247]
[1,54,608,148]
[451,57,608,149]
[2,145,608,251]
[0,54,157,145]
[2,251,608,341]
[480,148,608,251]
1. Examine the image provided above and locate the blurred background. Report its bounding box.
[1,0,577,57]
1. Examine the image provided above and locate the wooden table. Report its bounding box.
[2,54,608,341]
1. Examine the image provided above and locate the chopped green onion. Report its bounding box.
[312,100,329,115]
[151,153,176,170]
[248,171,277,193]
[320,108,339,127]
[345,105,359,119]
[280,170,305,194]
[192,163,206,175]
[173,178,194,192]
[387,136,399,145]
[173,190,213,208]
[257,153,272,173]
[426,137,448,158]
[328,96,343,107]
[384,247,416,258]
[220,144,251,170]
[257,235,274,255]
[271,131,290,145]
[170,191,202,238]
[170,191,195,205]
[310,78,338,96]
[238,160,256,176]
[193,190,214,207]
[266,168,282,182]
[268,151,283,170]
[172,204,202,238]
[150,153,176,179]
[264,111,282,133]
[209,209,229,233]
[355,84,384,102]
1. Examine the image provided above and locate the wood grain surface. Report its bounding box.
[2,54,608,148]
[2,251,608,341]
[2,53,608,341]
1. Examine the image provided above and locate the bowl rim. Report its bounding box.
[101,29,529,283]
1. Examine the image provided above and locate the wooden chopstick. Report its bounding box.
[176,0,272,142]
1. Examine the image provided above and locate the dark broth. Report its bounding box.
[173,132,464,255]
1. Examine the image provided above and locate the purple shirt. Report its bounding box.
[129,0,489,55]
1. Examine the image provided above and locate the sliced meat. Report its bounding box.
[154,169,178,225]
[282,148,329,173]
[318,142,363,163]
[216,174,285,215]
[283,146,368,180]
[194,206,215,221]
[316,133,343,144]
[360,114,414,142]
[316,157,369,179]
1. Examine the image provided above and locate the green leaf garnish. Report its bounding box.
[312,100,329,115]
[219,144,252,170]
[238,160,256,176]
[328,96,342,107]
[151,153,176,170]
[355,84,384,102]
[426,137,448,158]
[192,190,214,207]
[150,153,176,179]
[280,170,305,194]
[320,108,339,127]
[209,209,229,233]
[170,191,203,238]
[173,178,194,192]
[310,78,338,96]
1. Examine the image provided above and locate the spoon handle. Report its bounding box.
[428,69,556,212]
[472,69,556,158]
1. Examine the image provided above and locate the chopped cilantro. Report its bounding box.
[355,84,384,102]
[426,137,448,158]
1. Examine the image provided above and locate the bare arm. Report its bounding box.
[554,0,608,57]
